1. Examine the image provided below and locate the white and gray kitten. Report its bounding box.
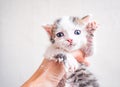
[43,15,99,87]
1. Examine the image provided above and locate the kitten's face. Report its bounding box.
[43,16,90,52]
[53,17,87,51]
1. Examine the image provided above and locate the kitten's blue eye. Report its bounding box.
[74,30,81,35]
[56,32,64,37]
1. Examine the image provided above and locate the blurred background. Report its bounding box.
[0,0,120,87]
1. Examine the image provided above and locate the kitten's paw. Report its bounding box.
[66,55,78,72]
[86,21,98,31]
[86,21,98,38]
[54,53,67,63]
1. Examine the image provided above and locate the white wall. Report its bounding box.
[0,0,120,87]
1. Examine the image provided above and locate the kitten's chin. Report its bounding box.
[53,43,79,52]
[64,45,80,52]
[68,47,79,52]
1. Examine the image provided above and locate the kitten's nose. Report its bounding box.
[67,39,73,43]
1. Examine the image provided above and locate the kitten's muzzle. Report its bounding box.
[67,39,73,43]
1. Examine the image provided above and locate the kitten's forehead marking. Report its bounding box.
[56,16,76,30]
[55,16,84,31]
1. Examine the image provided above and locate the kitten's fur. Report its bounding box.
[43,15,99,87]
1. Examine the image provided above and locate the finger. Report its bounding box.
[45,60,65,85]
[83,61,90,66]
[71,50,85,63]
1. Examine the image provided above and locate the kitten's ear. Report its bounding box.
[81,14,92,25]
[42,24,54,36]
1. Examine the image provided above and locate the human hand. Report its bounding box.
[72,50,89,66]
[21,59,65,87]
[21,50,85,87]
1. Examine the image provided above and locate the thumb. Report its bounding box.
[40,60,65,87]
[45,60,65,83]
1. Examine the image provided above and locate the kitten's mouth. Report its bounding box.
[68,43,76,47]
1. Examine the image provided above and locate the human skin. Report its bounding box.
[21,50,85,87]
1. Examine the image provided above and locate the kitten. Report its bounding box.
[43,15,99,87]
